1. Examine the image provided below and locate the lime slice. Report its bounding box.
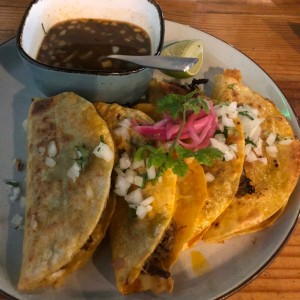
[160,39,203,79]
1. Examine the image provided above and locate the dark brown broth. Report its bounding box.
[36,18,151,71]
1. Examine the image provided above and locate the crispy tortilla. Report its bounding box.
[203,70,300,242]
[94,102,154,155]
[110,169,177,294]
[165,158,207,268]
[95,102,179,293]
[188,118,245,246]
[18,92,115,290]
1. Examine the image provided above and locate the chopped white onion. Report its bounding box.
[210,138,228,154]
[253,138,263,156]
[125,169,137,184]
[224,150,236,161]
[114,126,129,140]
[131,159,145,169]
[22,119,28,131]
[118,118,131,128]
[279,138,293,145]
[67,162,81,182]
[134,175,144,187]
[205,172,215,182]
[119,152,132,170]
[114,174,131,196]
[31,215,38,230]
[246,150,258,162]
[38,147,46,155]
[45,157,56,168]
[47,140,57,158]
[222,114,235,127]
[266,133,277,146]
[266,145,278,157]
[11,214,23,227]
[9,186,20,202]
[258,157,268,165]
[245,143,252,155]
[93,142,113,162]
[136,205,148,219]
[214,133,226,143]
[140,196,154,207]
[229,144,238,153]
[146,165,156,180]
[125,188,143,205]
[20,196,26,208]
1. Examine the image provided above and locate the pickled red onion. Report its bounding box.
[134,102,218,150]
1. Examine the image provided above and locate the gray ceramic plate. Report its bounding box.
[0,20,299,300]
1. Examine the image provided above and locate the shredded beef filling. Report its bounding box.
[80,235,94,251]
[236,172,255,197]
[142,221,177,279]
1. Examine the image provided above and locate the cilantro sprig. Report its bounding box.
[133,91,224,180]
[134,144,223,180]
[156,90,209,119]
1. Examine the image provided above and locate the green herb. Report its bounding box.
[227,83,235,89]
[41,23,47,36]
[75,145,90,171]
[238,111,254,120]
[156,90,208,119]
[5,180,19,187]
[215,126,229,139]
[100,135,105,143]
[140,173,148,189]
[245,137,256,147]
[134,144,223,180]
[134,92,224,180]
[174,144,223,167]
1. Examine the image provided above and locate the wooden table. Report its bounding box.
[0,0,299,299]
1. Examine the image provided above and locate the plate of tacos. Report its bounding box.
[0,20,299,300]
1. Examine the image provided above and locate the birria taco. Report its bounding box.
[94,102,208,293]
[18,92,115,291]
[203,69,300,242]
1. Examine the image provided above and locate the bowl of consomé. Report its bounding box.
[17,0,164,103]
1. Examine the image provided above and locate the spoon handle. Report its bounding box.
[107,55,198,72]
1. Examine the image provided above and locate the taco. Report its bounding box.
[203,69,300,242]
[188,116,245,246]
[18,92,115,291]
[94,102,207,293]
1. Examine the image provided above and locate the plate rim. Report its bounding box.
[0,20,300,299]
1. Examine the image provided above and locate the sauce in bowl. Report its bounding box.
[36,18,151,71]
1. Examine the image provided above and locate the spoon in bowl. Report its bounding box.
[107,55,199,72]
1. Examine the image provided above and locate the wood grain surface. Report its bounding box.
[0,0,299,299]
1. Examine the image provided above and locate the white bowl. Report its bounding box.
[16,0,164,103]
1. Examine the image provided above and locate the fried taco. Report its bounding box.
[18,92,115,291]
[94,102,207,293]
[188,116,245,246]
[203,69,300,242]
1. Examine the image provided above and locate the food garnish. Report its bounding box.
[75,144,90,171]
[133,91,224,179]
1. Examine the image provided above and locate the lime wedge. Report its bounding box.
[160,39,203,79]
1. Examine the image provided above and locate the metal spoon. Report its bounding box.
[107,55,198,72]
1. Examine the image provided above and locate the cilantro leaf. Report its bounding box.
[156,94,184,119]
[194,147,224,166]
[156,90,208,120]
[238,111,254,120]
[75,145,90,171]
[5,180,19,187]
[245,137,256,147]
[227,83,235,89]
[171,159,188,177]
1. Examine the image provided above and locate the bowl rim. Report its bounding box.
[16,0,165,76]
